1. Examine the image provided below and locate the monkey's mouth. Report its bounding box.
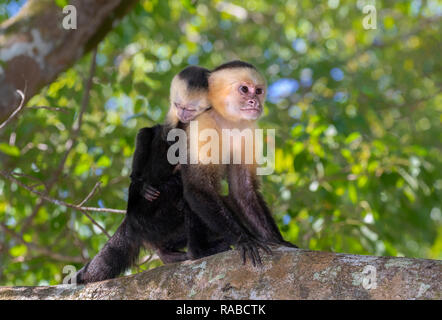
[240,106,261,114]
[177,106,197,123]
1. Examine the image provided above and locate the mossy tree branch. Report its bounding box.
[0,248,440,300]
[0,0,139,122]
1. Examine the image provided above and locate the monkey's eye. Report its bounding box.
[240,85,249,94]
[256,88,263,95]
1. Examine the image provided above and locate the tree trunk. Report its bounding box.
[0,0,139,122]
[0,248,440,300]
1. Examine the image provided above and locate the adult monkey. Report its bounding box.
[181,61,296,266]
[72,66,229,284]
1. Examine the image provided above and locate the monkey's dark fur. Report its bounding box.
[72,63,295,283]
[212,60,257,72]
[177,65,210,90]
[180,61,296,266]
[73,67,229,284]
[73,125,230,284]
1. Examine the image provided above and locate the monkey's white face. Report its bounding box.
[169,75,210,124]
[225,81,266,121]
[172,95,210,123]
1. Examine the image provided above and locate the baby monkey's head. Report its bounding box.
[167,66,211,127]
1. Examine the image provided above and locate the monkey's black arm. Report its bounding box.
[73,219,141,284]
[228,165,296,247]
[130,127,154,183]
[130,127,162,201]
[181,165,270,266]
[184,203,231,260]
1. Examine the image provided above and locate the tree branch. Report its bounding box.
[0,90,25,130]
[77,182,102,207]
[0,0,139,122]
[78,210,111,239]
[0,171,126,215]
[27,106,71,114]
[0,248,440,299]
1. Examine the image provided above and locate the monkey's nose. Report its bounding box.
[247,99,257,107]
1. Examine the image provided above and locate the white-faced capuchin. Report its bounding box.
[72,66,230,284]
[180,61,296,266]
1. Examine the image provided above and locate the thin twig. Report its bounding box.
[77,181,101,207]
[79,210,111,238]
[77,181,111,238]
[0,171,126,214]
[0,90,25,130]
[27,106,71,114]
[136,253,156,267]
[10,172,47,190]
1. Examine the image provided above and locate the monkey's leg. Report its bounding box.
[73,218,141,284]
[185,207,231,260]
[154,213,189,264]
[228,165,297,247]
[181,165,270,266]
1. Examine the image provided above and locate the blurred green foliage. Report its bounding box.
[0,0,441,286]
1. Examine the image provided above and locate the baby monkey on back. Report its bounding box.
[73,62,296,284]
[73,66,229,284]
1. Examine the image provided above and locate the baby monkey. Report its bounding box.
[72,66,227,284]
[142,65,211,201]
[168,65,211,126]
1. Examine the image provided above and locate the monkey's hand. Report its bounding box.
[141,184,160,202]
[236,235,272,267]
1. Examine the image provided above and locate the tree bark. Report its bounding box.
[0,247,440,300]
[0,0,139,122]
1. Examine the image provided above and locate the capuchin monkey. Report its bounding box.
[181,61,296,266]
[72,66,229,284]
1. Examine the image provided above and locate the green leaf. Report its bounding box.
[10,244,27,257]
[345,132,361,145]
[0,143,20,157]
[348,184,358,204]
[96,155,111,168]
[55,0,69,8]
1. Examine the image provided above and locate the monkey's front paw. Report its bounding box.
[237,238,272,267]
[141,184,160,201]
